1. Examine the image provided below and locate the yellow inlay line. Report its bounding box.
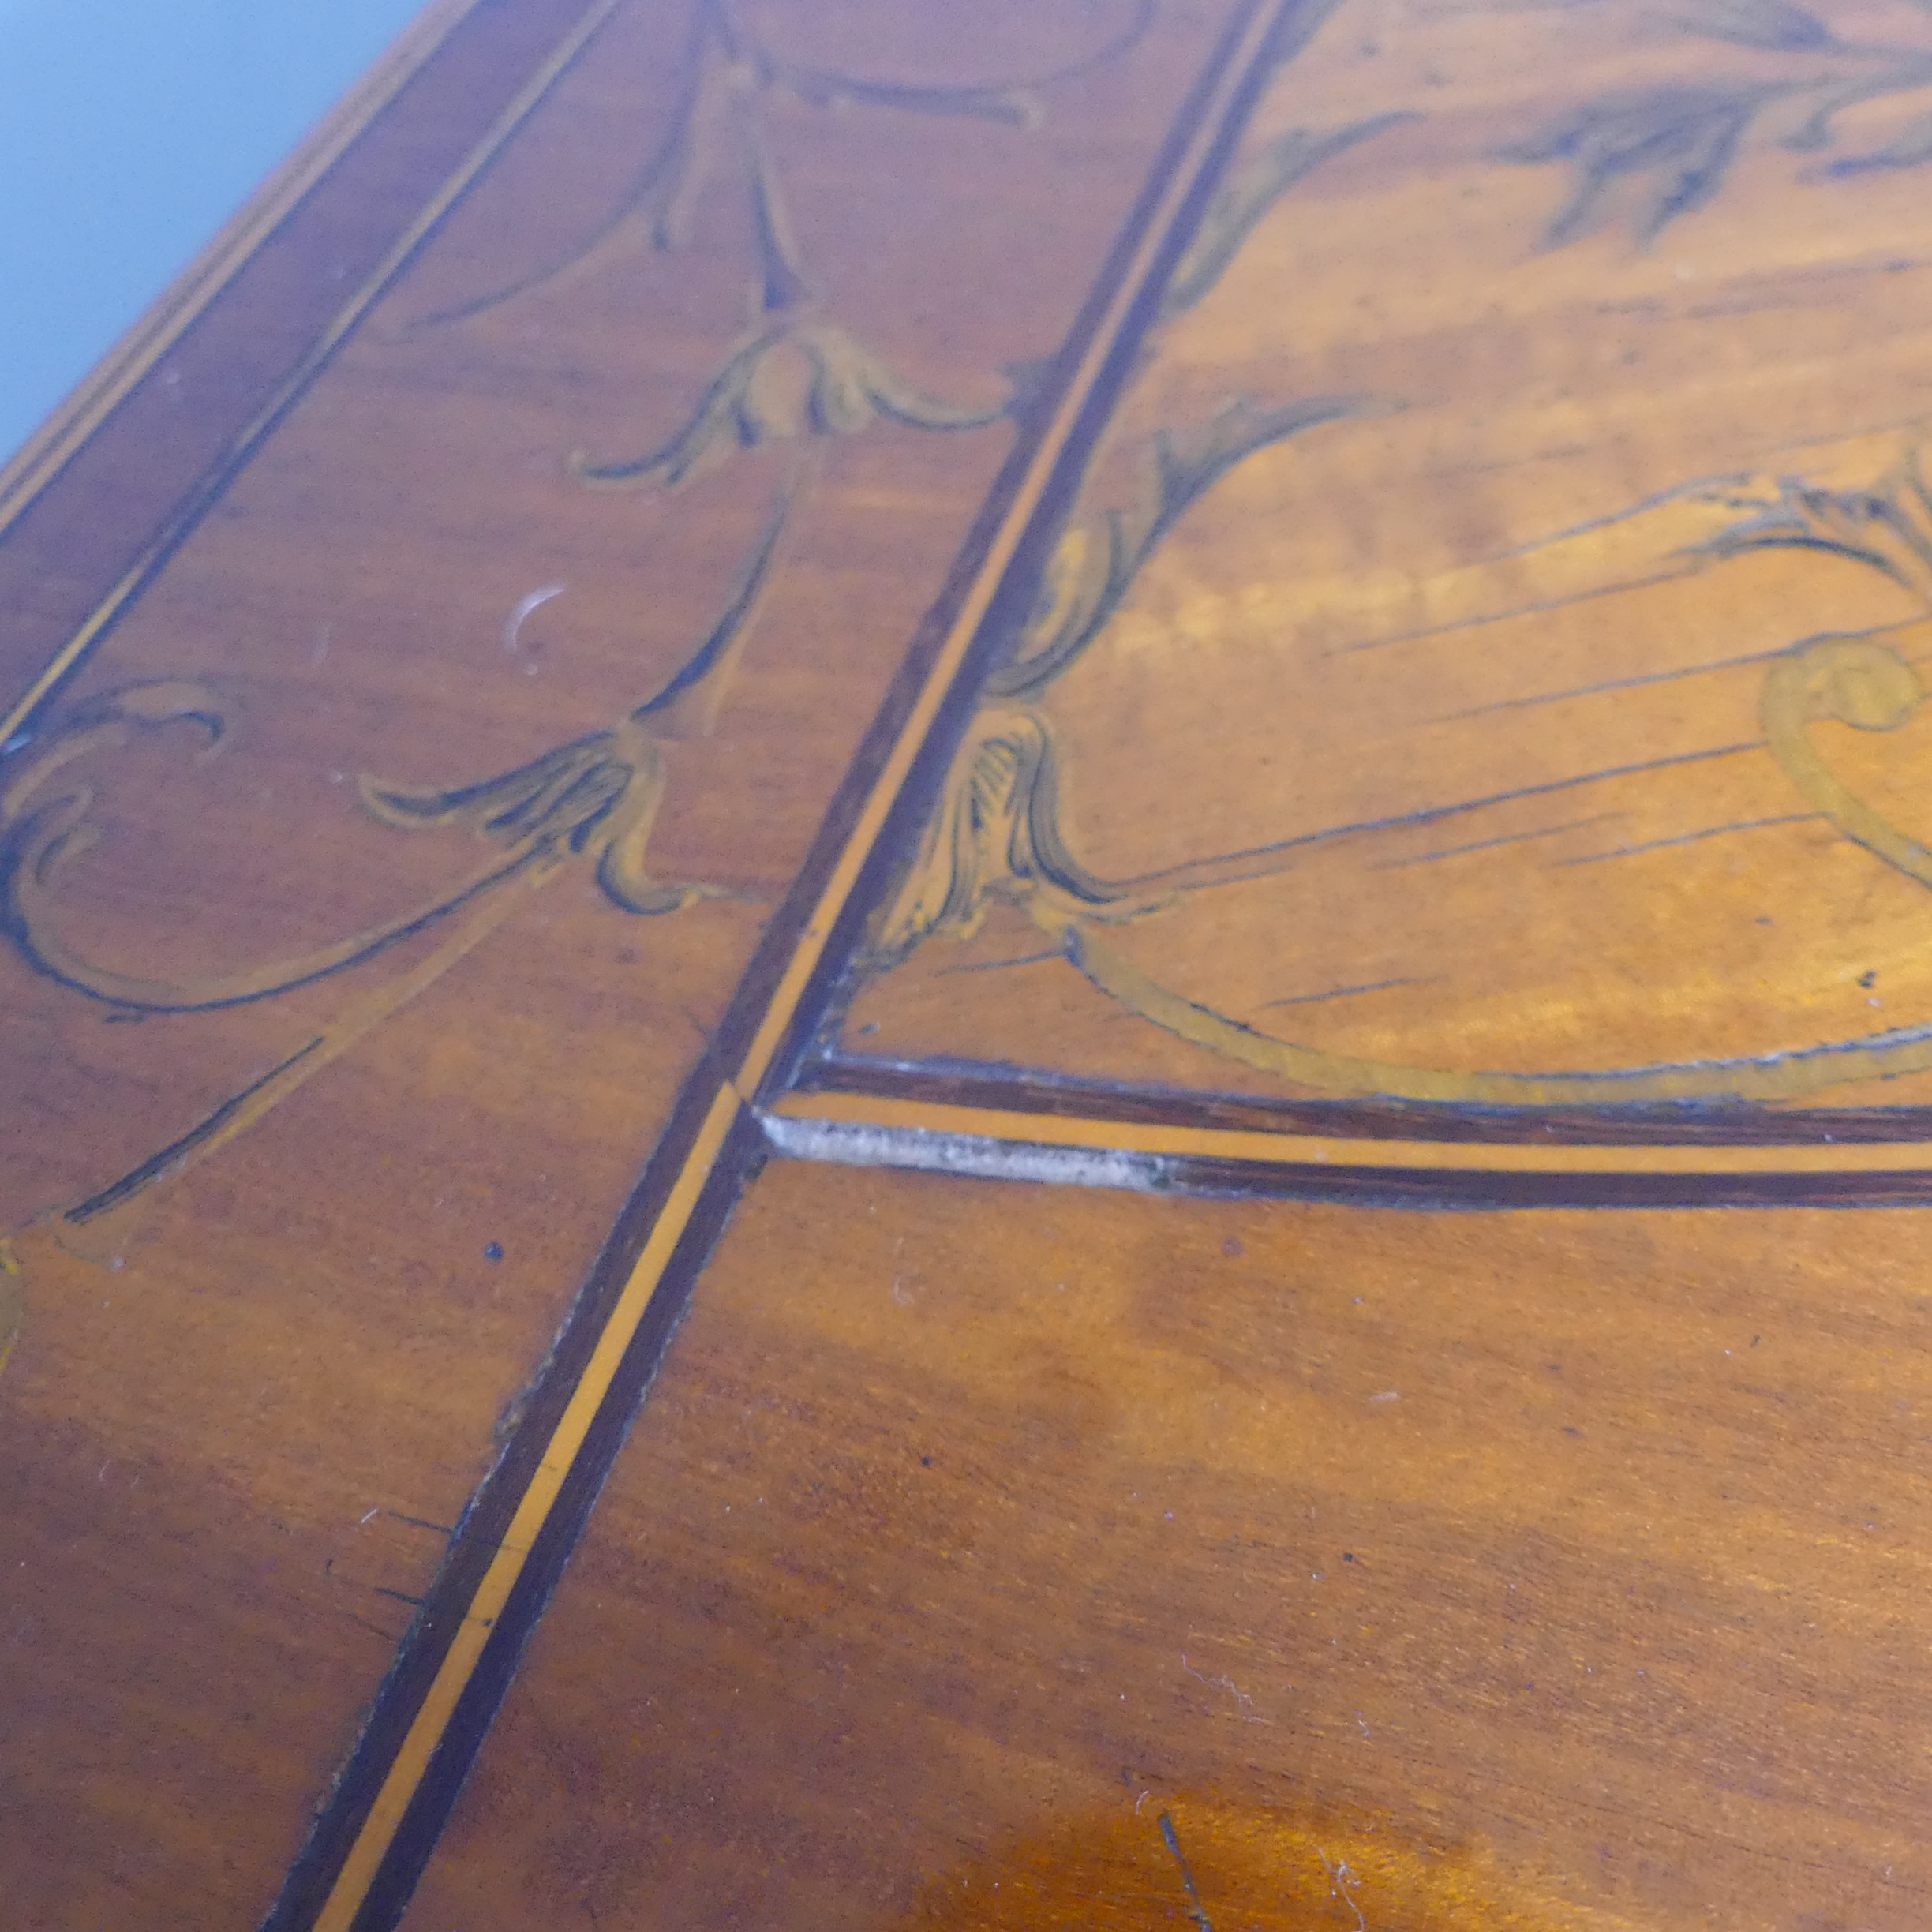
[769,1090,1932,1178]
[310,2,1298,1924]
[0,0,631,753]
[313,1084,744,1930]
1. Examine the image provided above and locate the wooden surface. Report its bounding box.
[8,0,1932,1926]
[402,1160,1932,1932]
[834,0,1932,1144]
[0,0,1230,1923]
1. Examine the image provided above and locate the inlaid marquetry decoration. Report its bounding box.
[0,496,785,1234]
[874,429,1932,1105]
[18,2,1932,1926]
[0,1237,20,1372]
[0,1,1159,1333]
[13,0,1932,1264]
[1500,0,1932,249]
[845,0,1932,1133]
[420,0,1160,481]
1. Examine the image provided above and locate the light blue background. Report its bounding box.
[0,0,432,465]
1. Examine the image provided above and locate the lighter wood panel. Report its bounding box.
[842,0,1932,1125]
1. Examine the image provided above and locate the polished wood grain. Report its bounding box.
[402,1156,1932,1931]
[0,2,1231,1923]
[16,0,1932,1925]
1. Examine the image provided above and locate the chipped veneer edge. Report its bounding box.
[757,1106,1174,1193]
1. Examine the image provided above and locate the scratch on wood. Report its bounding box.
[1159,1812,1217,1932]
